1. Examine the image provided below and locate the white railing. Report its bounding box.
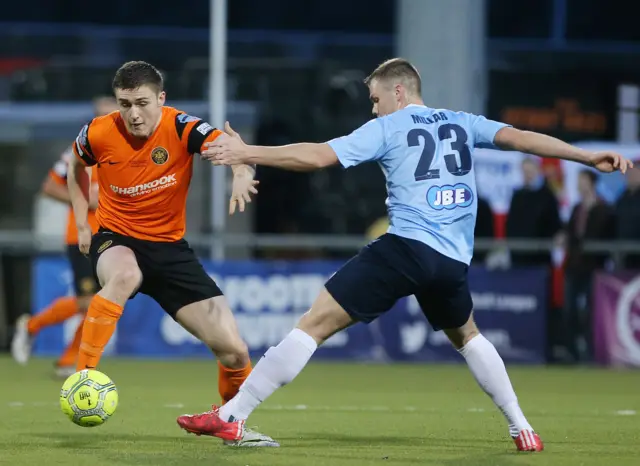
[0,231,638,256]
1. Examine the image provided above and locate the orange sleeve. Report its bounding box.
[174,112,222,155]
[72,120,98,166]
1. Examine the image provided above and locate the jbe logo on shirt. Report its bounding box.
[427,183,474,210]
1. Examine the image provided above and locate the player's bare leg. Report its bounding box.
[176,295,249,370]
[76,246,141,371]
[176,296,279,447]
[176,296,252,402]
[444,315,543,452]
[176,287,354,440]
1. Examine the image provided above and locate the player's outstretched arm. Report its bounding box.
[494,126,633,173]
[243,142,338,171]
[203,122,338,172]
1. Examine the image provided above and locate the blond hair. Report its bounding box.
[364,58,421,95]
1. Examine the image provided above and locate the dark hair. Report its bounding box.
[579,169,598,185]
[112,61,164,93]
[364,58,421,95]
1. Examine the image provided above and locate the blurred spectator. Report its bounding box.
[615,164,640,268]
[558,170,614,362]
[506,158,562,267]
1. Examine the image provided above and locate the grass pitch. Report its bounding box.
[1,356,639,465]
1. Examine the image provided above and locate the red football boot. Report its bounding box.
[177,405,244,441]
[513,429,544,452]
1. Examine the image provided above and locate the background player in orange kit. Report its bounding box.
[11,96,117,378]
[66,61,276,447]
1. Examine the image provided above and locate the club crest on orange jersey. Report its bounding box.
[151,147,169,165]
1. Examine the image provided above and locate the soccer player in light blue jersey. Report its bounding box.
[179,58,633,451]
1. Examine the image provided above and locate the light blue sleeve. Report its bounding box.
[469,114,511,147]
[326,118,386,168]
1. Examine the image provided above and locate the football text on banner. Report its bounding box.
[32,258,548,363]
[593,271,640,367]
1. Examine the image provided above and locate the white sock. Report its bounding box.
[458,334,533,437]
[219,328,318,422]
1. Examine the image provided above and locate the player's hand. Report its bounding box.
[587,151,634,174]
[202,122,250,165]
[229,166,259,215]
[77,223,92,256]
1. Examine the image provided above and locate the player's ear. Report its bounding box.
[158,91,166,106]
[394,83,402,99]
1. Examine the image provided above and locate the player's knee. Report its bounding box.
[105,268,142,295]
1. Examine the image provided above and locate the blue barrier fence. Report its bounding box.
[32,257,548,363]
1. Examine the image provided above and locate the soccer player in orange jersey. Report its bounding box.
[12,96,117,378]
[66,61,276,447]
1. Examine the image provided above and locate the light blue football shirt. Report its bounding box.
[327,104,509,264]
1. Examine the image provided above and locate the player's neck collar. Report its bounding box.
[405,103,427,109]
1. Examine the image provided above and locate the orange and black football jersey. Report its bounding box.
[72,106,222,241]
